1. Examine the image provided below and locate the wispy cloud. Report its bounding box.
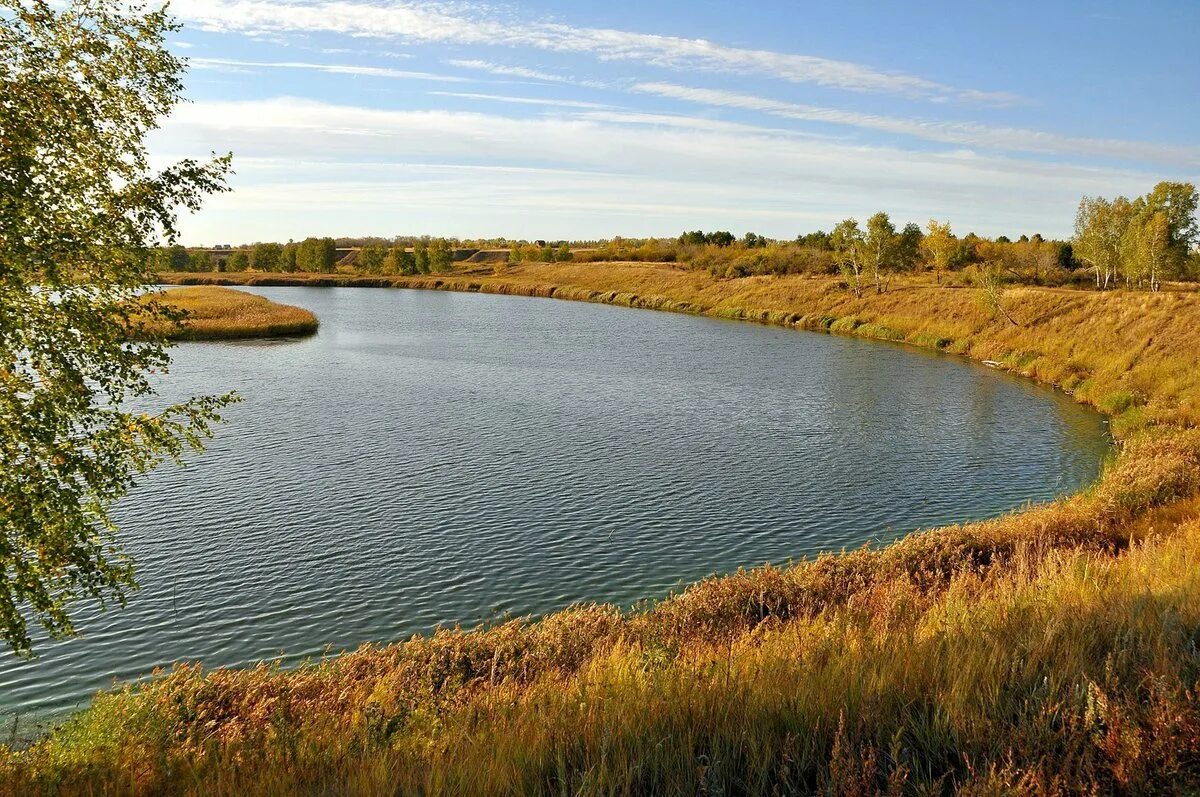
[428,91,614,110]
[632,82,1200,168]
[168,0,1014,104]
[446,58,607,89]
[574,110,838,138]
[189,57,468,82]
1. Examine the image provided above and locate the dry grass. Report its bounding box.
[8,265,1200,794]
[147,286,318,340]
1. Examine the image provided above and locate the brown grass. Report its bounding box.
[6,264,1199,794]
[147,285,318,340]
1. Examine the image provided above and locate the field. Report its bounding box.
[6,264,1200,795]
[146,286,318,340]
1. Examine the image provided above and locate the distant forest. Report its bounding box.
[156,181,1199,291]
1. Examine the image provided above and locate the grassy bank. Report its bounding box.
[147,286,318,340]
[6,265,1200,794]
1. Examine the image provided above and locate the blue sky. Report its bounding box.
[155,0,1200,244]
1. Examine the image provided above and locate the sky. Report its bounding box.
[153,0,1200,245]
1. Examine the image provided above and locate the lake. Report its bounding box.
[0,286,1110,726]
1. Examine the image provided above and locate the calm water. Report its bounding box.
[1,287,1110,725]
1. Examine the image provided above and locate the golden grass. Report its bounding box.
[147,286,318,340]
[8,265,1200,794]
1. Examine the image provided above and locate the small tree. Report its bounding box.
[155,244,190,272]
[428,238,454,273]
[1128,211,1172,292]
[249,242,283,272]
[279,242,297,272]
[895,223,923,274]
[413,239,430,274]
[226,250,249,271]
[189,249,213,272]
[974,263,1019,326]
[863,212,896,293]
[555,243,573,262]
[296,237,336,273]
[922,220,956,285]
[1074,196,1132,289]
[359,244,387,274]
[831,218,866,298]
[388,247,416,275]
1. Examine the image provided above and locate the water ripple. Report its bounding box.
[0,287,1110,726]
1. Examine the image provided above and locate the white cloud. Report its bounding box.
[427,91,614,110]
[446,59,607,89]
[189,57,467,82]
[573,110,838,139]
[168,0,1014,104]
[632,82,1200,168]
[155,96,1170,244]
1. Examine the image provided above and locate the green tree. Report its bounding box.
[188,249,213,272]
[155,244,190,272]
[830,218,865,298]
[226,249,249,272]
[797,230,832,250]
[280,242,298,273]
[249,242,283,272]
[863,212,896,293]
[384,246,414,275]
[359,244,387,274]
[413,239,430,274]
[922,220,956,284]
[1126,211,1172,291]
[895,223,923,273]
[1074,196,1133,289]
[428,238,454,273]
[297,237,336,273]
[1142,180,1200,258]
[555,243,573,262]
[0,0,235,653]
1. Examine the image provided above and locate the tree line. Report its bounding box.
[152,182,1198,291]
[154,237,460,275]
[571,182,1198,290]
[1074,182,1198,291]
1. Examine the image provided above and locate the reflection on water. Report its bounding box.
[0,287,1110,724]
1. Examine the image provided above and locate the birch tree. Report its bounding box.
[1,0,235,653]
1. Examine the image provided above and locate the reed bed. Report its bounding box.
[148,286,318,340]
[8,265,1200,794]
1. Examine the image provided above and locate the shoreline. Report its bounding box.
[160,264,1198,430]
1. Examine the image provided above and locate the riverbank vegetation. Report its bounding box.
[17,257,1200,794]
[147,287,318,340]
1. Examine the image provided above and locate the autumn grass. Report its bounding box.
[147,285,318,340]
[8,264,1200,794]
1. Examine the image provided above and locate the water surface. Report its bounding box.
[0,287,1110,724]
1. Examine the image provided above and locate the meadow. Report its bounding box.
[145,286,318,341]
[6,263,1200,795]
